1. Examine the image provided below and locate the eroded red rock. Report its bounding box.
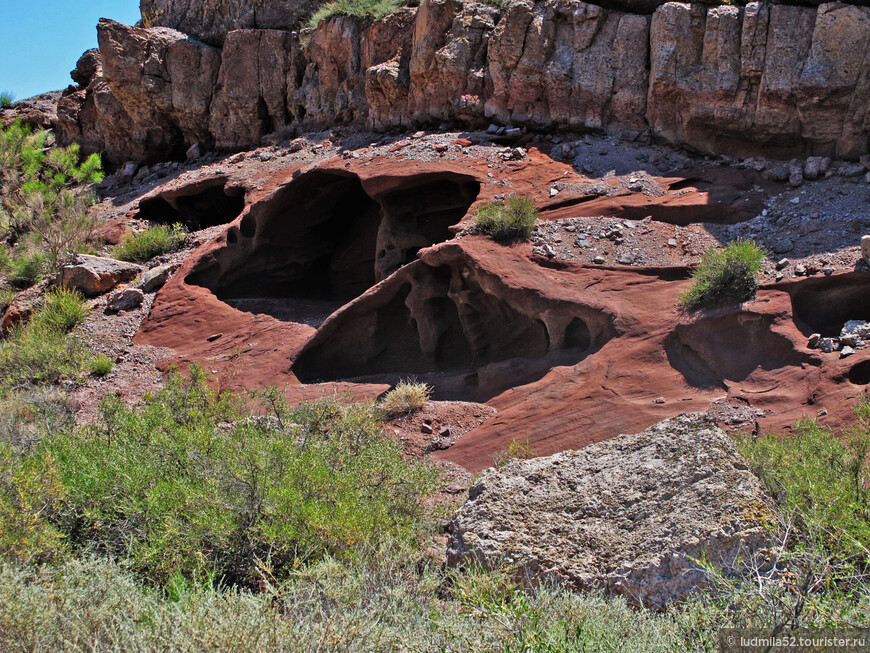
[134,150,870,472]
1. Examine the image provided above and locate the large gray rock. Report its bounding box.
[447,414,779,609]
[57,255,144,297]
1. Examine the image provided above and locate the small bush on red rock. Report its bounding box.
[679,239,765,310]
[473,195,538,241]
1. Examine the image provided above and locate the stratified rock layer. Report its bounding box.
[58,0,870,164]
[446,414,779,609]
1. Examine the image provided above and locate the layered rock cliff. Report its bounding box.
[58,0,870,165]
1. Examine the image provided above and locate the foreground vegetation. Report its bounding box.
[0,367,867,648]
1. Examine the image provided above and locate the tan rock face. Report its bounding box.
[59,1,870,165]
[446,413,780,609]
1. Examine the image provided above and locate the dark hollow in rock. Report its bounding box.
[849,360,870,386]
[665,312,811,390]
[187,169,480,308]
[790,274,870,337]
[293,256,617,401]
[135,177,245,231]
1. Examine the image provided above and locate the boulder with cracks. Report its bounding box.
[447,413,780,609]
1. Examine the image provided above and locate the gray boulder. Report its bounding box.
[140,263,177,292]
[106,287,145,311]
[57,255,143,297]
[447,414,779,609]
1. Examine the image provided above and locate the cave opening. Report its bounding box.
[293,262,616,400]
[791,275,870,337]
[136,181,245,231]
[850,360,870,386]
[187,170,481,325]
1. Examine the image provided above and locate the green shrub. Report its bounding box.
[4,251,46,289]
[0,288,90,389]
[87,354,114,377]
[30,287,89,334]
[113,224,186,262]
[0,325,89,389]
[307,0,402,29]
[679,240,765,310]
[473,195,538,241]
[0,120,103,271]
[0,92,13,110]
[738,398,870,560]
[39,368,437,587]
[379,379,432,417]
[0,288,14,314]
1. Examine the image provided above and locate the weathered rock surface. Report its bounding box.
[139,0,322,45]
[57,255,144,297]
[446,414,779,608]
[58,0,870,165]
[140,263,177,292]
[107,287,145,311]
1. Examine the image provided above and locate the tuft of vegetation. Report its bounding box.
[473,195,538,241]
[493,438,535,467]
[0,288,14,314]
[87,353,114,377]
[307,0,403,29]
[679,239,765,310]
[379,379,432,417]
[113,223,186,262]
[0,287,91,390]
[29,286,89,334]
[1,250,46,288]
[0,92,13,110]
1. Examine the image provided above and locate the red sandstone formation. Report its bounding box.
[134,149,870,472]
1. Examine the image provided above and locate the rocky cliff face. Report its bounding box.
[139,0,322,45]
[58,0,870,165]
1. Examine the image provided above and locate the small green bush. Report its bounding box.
[0,288,90,389]
[30,287,89,334]
[679,239,765,310]
[473,195,538,241]
[379,379,432,417]
[0,289,14,314]
[113,224,186,262]
[0,92,13,110]
[4,251,46,289]
[307,0,402,29]
[87,354,114,377]
[0,325,89,389]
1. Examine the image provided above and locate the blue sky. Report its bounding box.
[0,1,141,100]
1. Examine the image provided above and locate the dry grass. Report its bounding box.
[379,380,432,417]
